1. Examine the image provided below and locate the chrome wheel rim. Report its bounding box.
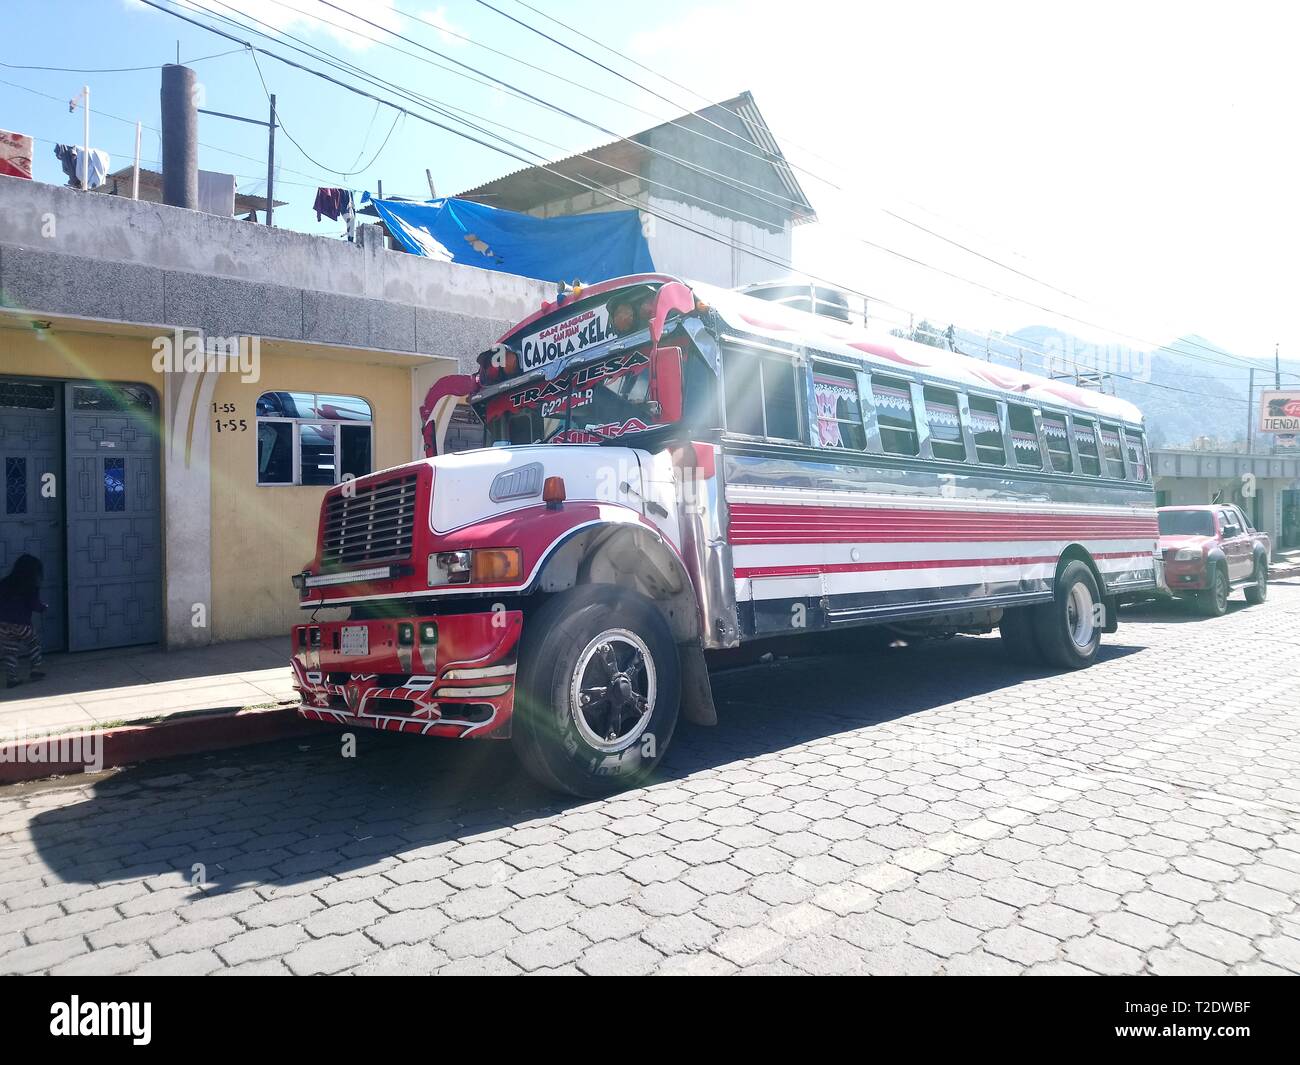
[570,628,656,753]
[1066,581,1096,649]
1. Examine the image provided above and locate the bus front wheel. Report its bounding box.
[1033,561,1102,670]
[512,585,680,797]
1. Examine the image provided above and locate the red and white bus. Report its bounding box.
[290,274,1158,795]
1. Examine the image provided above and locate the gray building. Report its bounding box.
[457,91,816,289]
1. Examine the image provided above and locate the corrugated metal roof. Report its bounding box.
[457,92,815,225]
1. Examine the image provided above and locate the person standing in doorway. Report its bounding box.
[0,554,47,687]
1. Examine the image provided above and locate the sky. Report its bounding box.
[3,0,1298,374]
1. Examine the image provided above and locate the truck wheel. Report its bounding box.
[1198,567,1229,617]
[1033,560,1102,669]
[513,585,680,797]
[1244,559,1268,605]
[998,606,1042,663]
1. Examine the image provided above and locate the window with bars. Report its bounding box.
[1042,413,1073,473]
[923,386,966,462]
[1073,417,1101,476]
[256,391,374,486]
[968,396,1006,466]
[872,377,918,456]
[812,366,865,450]
[0,380,56,411]
[1100,424,1126,479]
[1008,404,1043,469]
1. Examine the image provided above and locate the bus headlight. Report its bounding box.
[429,548,522,586]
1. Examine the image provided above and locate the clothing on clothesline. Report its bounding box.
[53,144,109,190]
[313,187,353,221]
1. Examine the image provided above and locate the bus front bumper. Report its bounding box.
[290,609,524,739]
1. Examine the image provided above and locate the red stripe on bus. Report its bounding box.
[727,503,1157,545]
[735,550,1148,579]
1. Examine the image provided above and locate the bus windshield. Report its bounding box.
[478,349,665,445]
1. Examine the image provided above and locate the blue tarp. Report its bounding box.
[364,196,654,284]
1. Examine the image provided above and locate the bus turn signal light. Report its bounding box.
[471,548,522,584]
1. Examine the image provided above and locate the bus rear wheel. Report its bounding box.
[1033,560,1102,670]
[512,585,680,797]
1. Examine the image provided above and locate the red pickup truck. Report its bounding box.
[1157,504,1270,616]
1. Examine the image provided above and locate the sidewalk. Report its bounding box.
[1272,547,1300,580]
[1,637,297,738]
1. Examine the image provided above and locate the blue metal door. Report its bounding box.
[0,379,66,652]
[65,383,162,651]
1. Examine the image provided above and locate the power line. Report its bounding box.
[0,47,247,74]
[131,3,1292,409]
[491,1,1271,375]
[473,0,839,194]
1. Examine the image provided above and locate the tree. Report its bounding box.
[890,319,950,349]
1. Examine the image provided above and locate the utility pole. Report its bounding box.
[195,93,277,224]
[1276,342,1282,388]
[1247,367,1255,454]
[266,94,276,227]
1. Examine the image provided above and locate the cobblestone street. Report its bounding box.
[3,582,1299,976]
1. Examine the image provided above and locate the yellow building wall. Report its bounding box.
[1,324,439,645]
[206,351,417,643]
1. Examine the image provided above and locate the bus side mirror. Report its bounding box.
[653,346,684,423]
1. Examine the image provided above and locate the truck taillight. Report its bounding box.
[397,623,414,646]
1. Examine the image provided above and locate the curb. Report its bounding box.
[0,703,315,786]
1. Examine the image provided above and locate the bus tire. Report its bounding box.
[512,585,679,797]
[998,606,1042,663]
[1033,560,1102,670]
[1244,559,1268,605]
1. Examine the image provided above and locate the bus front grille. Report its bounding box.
[321,474,417,568]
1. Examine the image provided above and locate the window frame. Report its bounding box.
[719,341,806,445]
[810,360,868,451]
[1071,415,1103,477]
[919,384,968,464]
[255,391,374,488]
[1041,410,1075,474]
[865,373,921,457]
[1098,421,1127,480]
[1006,402,1046,470]
[1120,427,1149,482]
[966,393,1010,467]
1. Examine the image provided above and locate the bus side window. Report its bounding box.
[722,347,801,442]
[761,357,801,442]
[1008,404,1042,469]
[1126,430,1149,481]
[1100,423,1126,479]
[813,365,865,450]
[1073,417,1101,476]
[871,376,918,456]
[1042,413,1073,473]
[923,387,966,462]
[969,396,1006,466]
[722,348,764,436]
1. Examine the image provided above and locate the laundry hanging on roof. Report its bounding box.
[53,144,109,190]
[363,195,654,284]
[313,187,352,221]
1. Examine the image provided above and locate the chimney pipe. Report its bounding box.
[160,64,198,209]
